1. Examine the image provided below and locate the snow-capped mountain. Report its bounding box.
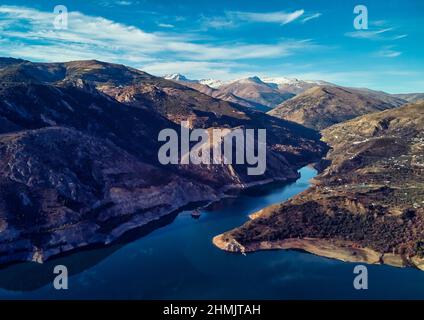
[217,76,294,109]
[162,73,335,110]
[164,73,196,82]
[261,77,334,94]
[164,74,225,88]
[198,79,225,89]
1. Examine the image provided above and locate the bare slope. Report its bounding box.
[269,86,406,130]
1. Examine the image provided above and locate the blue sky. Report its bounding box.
[0,0,422,93]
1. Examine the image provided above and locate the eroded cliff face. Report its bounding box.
[0,58,327,264]
[215,102,424,270]
[0,127,221,264]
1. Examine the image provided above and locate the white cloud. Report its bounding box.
[229,10,304,25]
[345,28,394,40]
[370,20,387,27]
[98,0,135,7]
[392,34,408,40]
[142,61,251,80]
[158,23,174,28]
[377,47,402,58]
[201,16,235,29]
[201,10,306,30]
[171,40,319,61]
[345,23,408,42]
[0,5,316,65]
[116,1,133,5]
[301,13,322,23]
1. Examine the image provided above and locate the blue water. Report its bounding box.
[0,166,423,299]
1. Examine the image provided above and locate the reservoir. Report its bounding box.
[0,166,423,299]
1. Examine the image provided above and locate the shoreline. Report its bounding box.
[0,169,302,267]
[212,160,424,272]
[212,234,424,271]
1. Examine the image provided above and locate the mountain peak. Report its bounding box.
[198,78,224,88]
[234,76,266,85]
[164,73,192,82]
[247,76,263,83]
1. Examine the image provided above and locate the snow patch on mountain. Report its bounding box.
[162,74,335,95]
[164,73,195,82]
[198,79,225,89]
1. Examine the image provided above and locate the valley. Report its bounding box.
[0,0,423,301]
[1,165,423,299]
[0,56,423,275]
[0,58,326,265]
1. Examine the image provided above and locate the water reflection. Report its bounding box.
[0,178,297,292]
[2,166,420,300]
[0,204,185,291]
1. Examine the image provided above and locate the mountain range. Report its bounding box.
[214,101,424,270]
[164,73,329,111]
[0,57,326,265]
[0,56,422,269]
[163,73,420,130]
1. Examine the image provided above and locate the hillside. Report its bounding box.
[214,102,424,270]
[217,76,294,109]
[168,80,271,112]
[393,93,424,103]
[261,77,333,95]
[0,58,327,265]
[269,85,406,130]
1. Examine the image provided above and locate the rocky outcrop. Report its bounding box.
[0,127,221,264]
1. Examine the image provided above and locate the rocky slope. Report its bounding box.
[216,76,294,110]
[0,127,220,264]
[261,77,333,95]
[0,57,327,265]
[269,85,407,130]
[214,102,424,270]
[393,93,424,103]
[171,81,271,112]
